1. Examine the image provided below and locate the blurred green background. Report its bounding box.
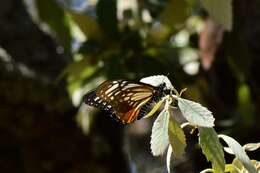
[0,0,259,172]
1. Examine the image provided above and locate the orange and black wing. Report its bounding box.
[83,80,156,123]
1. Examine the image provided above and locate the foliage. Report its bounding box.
[22,0,260,172]
[145,76,258,173]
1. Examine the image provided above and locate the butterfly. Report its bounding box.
[83,79,171,124]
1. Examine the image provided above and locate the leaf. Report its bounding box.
[224,164,237,173]
[160,0,189,27]
[243,142,260,152]
[151,109,170,156]
[65,57,97,82]
[168,114,186,158]
[166,145,173,173]
[231,158,245,173]
[201,0,233,31]
[231,159,260,173]
[36,0,72,52]
[96,0,118,39]
[199,127,225,173]
[144,98,165,118]
[224,147,235,155]
[69,10,103,40]
[200,168,214,173]
[178,98,215,127]
[251,160,260,172]
[140,75,174,89]
[219,134,257,173]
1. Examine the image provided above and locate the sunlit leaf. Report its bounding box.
[64,56,101,105]
[231,159,260,173]
[144,98,165,118]
[224,147,235,155]
[166,145,173,173]
[151,109,170,156]
[200,168,214,173]
[76,105,96,134]
[224,164,237,173]
[201,0,233,31]
[65,57,98,82]
[251,160,260,172]
[178,98,215,127]
[231,158,245,173]
[160,0,189,27]
[168,114,186,158]
[219,134,257,173]
[69,10,103,40]
[36,0,72,52]
[243,142,260,152]
[147,23,171,43]
[199,127,225,173]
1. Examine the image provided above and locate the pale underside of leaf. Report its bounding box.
[243,142,260,152]
[219,134,257,173]
[166,145,173,173]
[178,98,215,127]
[150,109,170,156]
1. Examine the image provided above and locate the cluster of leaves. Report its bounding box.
[147,76,259,173]
[33,0,234,106]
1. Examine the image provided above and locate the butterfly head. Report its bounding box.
[157,82,166,91]
[152,82,169,102]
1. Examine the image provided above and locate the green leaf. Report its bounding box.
[36,0,72,52]
[231,158,245,173]
[144,98,165,118]
[199,127,225,173]
[65,57,97,82]
[68,10,103,40]
[168,114,186,158]
[201,0,233,31]
[219,134,257,173]
[160,0,189,27]
[150,109,170,156]
[178,98,215,127]
[97,0,118,39]
[224,164,237,173]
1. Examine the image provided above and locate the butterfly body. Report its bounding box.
[83,80,170,124]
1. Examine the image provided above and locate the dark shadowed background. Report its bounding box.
[0,0,259,172]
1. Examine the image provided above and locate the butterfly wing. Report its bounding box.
[84,80,155,123]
